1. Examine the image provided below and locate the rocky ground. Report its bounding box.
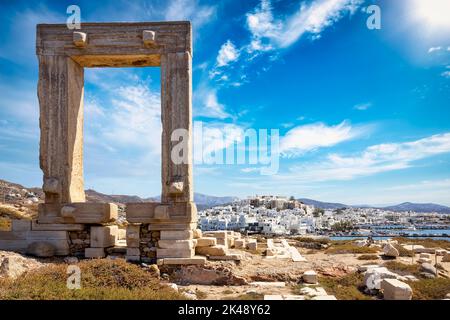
[2,237,448,300]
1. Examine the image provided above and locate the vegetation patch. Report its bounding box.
[294,237,330,245]
[393,237,450,250]
[0,259,184,300]
[393,244,414,257]
[325,243,379,254]
[410,277,450,300]
[383,261,421,277]
[195,289,208,300]
[0,204,33,220]
[357,254,380,260]
[318,273,371,300]
[227,292,264,300]
[0,217,11,231]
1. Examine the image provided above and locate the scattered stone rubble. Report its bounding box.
[383,243,400,258]
[0,250,43,278]
[264,286,337,300]
[381,278,413,300]
[265,238,306,262]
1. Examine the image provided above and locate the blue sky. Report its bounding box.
[0,0,449,205]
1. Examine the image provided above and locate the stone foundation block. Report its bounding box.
[126,224,140,247]
[234,239,245,249]
[303,270,318,284]
[157,248,194,258]
[203,231,227,238]
[193,229,202,239]
[195,245,227,256]
[31,220,84,231]
[247,240,257,251]
[90,226,118,248]
[12,220,31,231]
[158,239,194,249]
[160,230,193,240]
[126,255,141,262]
[38,203,118,224]
[126,247,140,256]
[85,247,105,258]
[196,237,217,247]
[381,279,412,300]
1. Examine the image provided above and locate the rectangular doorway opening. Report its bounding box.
[83,67,161,203]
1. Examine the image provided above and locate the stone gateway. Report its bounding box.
[0,21,204,264]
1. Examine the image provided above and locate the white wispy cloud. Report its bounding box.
[194,122,246,163]
[385,179,450,191]
[246,0,363,52]
[86,83,162,155]
[354,102,372,110]
[287,132,450,182]
[441,67,450,78]
[164,0,216,30]
[193,84,231,119]
[428,46,442,53]
[280,121,369,156]
[209,0,363,82]
[216,40,240,67]
[0,5,63,63]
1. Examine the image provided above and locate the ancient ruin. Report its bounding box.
[0,21,214,264]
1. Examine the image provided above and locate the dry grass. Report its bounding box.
[195,289,208,300]
[294,237,330,245]
[383,261,421,277]
[325,243,379,254]
[357,254,380,260]
[410,277,450,300]
[318,273,371,300]
[394,244,414,257]
[383,260,450,300]
[0,259,184,300]
[0,204,33,220]
[393,237,450,250]
[0,217,11,231]
[227,292,264,300]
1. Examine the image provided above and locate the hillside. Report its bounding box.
[0,179,237,209]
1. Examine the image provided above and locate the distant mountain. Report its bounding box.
[87,190,237,210]
[298,198,348,209]
[194,193,239,210]
[298,198,450,213]
[2,178,449,213]
[382,202,450,214]
[147,193,238,210]
[85,189,157,204]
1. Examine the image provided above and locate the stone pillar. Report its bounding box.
[160,52,193,204]
[38,55,85,204]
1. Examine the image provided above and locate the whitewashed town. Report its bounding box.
[198,195,450,239]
